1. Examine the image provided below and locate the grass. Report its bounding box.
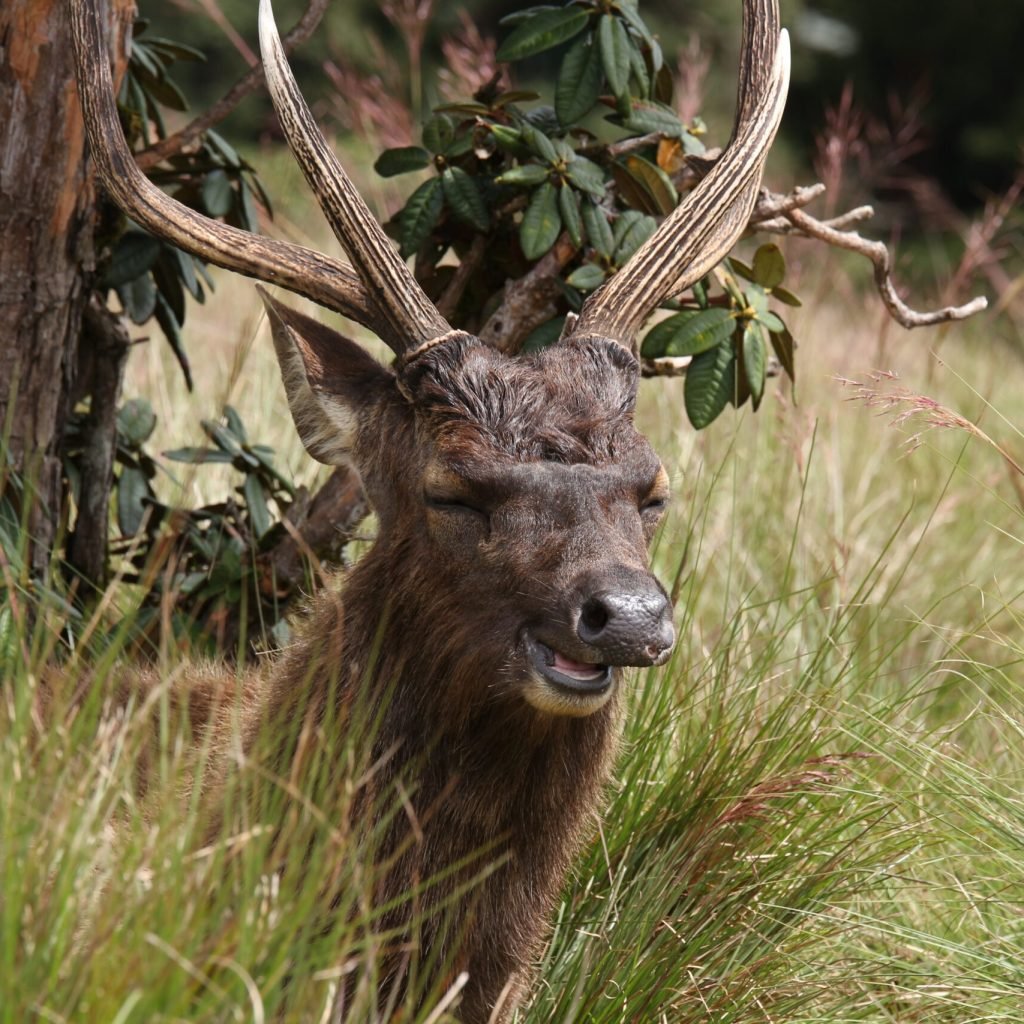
[3,185,1024,1021]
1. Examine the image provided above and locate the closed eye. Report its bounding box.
[426,494,488,517]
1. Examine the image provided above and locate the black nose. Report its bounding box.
[575,577,675,666]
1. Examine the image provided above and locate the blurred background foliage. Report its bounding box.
[144,0,1024,216]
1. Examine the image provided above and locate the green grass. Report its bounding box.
[3,208,1024,1020]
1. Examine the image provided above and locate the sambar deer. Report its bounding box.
[68,0,789,1018]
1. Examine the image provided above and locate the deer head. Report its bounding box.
[69,0,790,717]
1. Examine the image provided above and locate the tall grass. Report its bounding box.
[3,192,1023,1019]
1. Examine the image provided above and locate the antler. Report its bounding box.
[567,0,791,354]
[257,0,451,352]
[68,0,450,353]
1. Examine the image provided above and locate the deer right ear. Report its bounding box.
[259,288,395,466]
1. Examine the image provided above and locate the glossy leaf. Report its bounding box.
[117,465,151,537]
[201,169,233,217]
[772,285,803,307]
[521,182,562,260]
[422,114,455,155]
[496,164,550,187]
[117,273,157,325]
[582,201,614,257]
[622,99,684,138]
[566,263,606,290]
[599,15,631,100]
[558,185,583,248]
[399,177,444,256]
[770,322,796,383]
[685,342,735,429]
[743,321,767,408]
[642,307,734,359]
[153,291,192,390]
[758,310,786,333]
[612,210,656,263]
[753,243,786,288]
[497,6,589,61]
[565,155,606,198]
[117,398,157,448]
[164,447,234,464]
[556,36,603,125]
[375,146,432,177]
[442,167,489,231]
[519,122,559,164]
[244,473,271,540]
[103,231,162,287]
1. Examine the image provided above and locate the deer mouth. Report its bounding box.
[523,635,613,714]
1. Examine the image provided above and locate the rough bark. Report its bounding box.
[0,0,134,578]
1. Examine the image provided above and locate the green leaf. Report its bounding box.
[499,5,559,27]
[521,316,566,352]
[685,342,735,429]
[640,310,697,358]
[442,167,489,231]
[598,15,631,100]
[422,114,455,155]
[692,278,709,309]
[205,129,242,169]
[201,169,233,217]
[770,322,796,383]
[519,122,559,164]
[520,181,562,260]
[117,273,157,325]
[753,243,786,288]
[612,210,656,263]
[566,263,606,290]
[621,99,685,138]
[582,201,614,258]
[244,473,271,540]
[375,146,432,177]
[556,36,603,126]
[642,307,734,359]
[223,405,247,443]
[757,310,786,333]
[558,185,583,248]
[772,285,803,307]
[496,164,550,187]
[399,177,443,256]
[103,231,162,287]
[565,155,606,199]
[497,6,590,62]
[117,398,157,447]
[488,124,525,152]
[117,465,151,537]
[743,321,766,408]
[164,447,234,464]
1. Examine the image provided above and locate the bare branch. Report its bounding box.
[437,235,487,321]
[755,203,873,233]
[135,0,329,172]
[749,182,825,221]
[783,207,988,328]
[479,234,577,354]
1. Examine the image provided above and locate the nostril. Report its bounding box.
[578,597,609,639]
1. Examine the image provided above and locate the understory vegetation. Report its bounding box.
[3,241,1022,1019]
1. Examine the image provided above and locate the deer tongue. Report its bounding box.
[551,649,606,681]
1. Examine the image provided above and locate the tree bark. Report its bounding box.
[0,0,134,579]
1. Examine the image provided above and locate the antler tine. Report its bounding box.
[258,0,451,352]
[569,0,791,353]
[68,0,388,339]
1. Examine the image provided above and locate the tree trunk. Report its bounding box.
[0,0,134,581]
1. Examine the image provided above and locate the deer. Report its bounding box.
[67,0,789,1019]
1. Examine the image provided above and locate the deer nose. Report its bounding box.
[575,579,675,667]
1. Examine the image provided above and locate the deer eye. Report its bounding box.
[425,493,488,518]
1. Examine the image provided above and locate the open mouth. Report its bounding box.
[526,636,612,696]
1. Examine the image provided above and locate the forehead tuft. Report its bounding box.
[406,337,641,462]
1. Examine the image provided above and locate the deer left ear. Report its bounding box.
[259,288,395,466]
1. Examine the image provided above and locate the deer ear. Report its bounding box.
[259,288,395,466]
